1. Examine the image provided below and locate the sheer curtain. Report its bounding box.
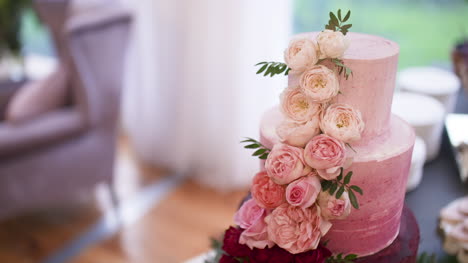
[123,0,292,190]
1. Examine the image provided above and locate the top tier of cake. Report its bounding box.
[288,32,399,142]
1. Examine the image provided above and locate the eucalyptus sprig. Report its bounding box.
[321,168,363,209]
[332,58,353,80]
[325,9,352,35]
[241,137,271,160]
[326,253,358,263]
[255,62,291,77]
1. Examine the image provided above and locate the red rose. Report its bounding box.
[219,255,238,263]
[222,227,251,258]
[294,245,332,263]
[250,246,294,263]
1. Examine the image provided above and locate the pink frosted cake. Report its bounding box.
[211,10,415,263]
[260,32,415,256]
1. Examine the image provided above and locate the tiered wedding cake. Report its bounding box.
[260,32,415,256]
[211,10,416,263]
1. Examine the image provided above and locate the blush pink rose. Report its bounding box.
[284,38,319,74]
[316,30,349,59]
[265,143,311,185]
[280,86,321,123]
[285,172,322,209]
[251,171,285,209]
[318,191,352,220]
[276,118,321,148]
[304,134,346,175]
[300,65,340,103]
[321,103,365,143]
[234,199,274,249]
[265,204,332,254]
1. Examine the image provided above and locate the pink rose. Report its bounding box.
[284,38,319,74]
[251,171,285,209]
[276,118,320,148]
[318,191,351,220]
[265,143,311,185]
[265,204,332,254]
[321,103,365,143]
[280,86,321,123]
[300,65,340,103]
[234,199,274,249]
[286,173,322,208]
[316,30,349,59]
[304,135,346,177]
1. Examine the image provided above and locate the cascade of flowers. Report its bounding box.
[213,10,363,263]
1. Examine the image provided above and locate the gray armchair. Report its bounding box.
[0,1,131,220]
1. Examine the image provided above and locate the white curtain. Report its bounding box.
[122,0,292,190]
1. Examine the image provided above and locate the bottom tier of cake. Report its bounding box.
[260,107,415,256]
[355,205,420,263]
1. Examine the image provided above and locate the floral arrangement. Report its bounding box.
[209,10,365,263]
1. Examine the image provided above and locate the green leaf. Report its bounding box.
[343,10,351,22]
[329,183,338,195]
[349,190,359,209]
[253,148,266,156]
[321,180,331,191]
[259,153,269,160]
[342,24,353,30]
[338,9,342,21]
[344,254,358,260]
[256,63,268,74]
[255,62,267,66]
[350,185,363,195]
[337,174,343,181]
[264,65,273,76]
[244,144,260,149]
[344,171,353,184]
[330,12,339,27]
[336,186,345,199]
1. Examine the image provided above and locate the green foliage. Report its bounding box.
[255,62,291,77]
[0,0,32,59]
[331,58,353,80]
[325,9,353,35]
[417,252,437,263]
[204,238,225,263]
[241,138,271,160]
[321,168,363,209]
[326,253,358,263]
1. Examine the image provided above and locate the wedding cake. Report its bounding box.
[210,10,416,263]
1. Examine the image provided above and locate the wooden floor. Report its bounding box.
[0,137,249,263]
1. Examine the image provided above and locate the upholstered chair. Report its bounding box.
[0,0,131,220]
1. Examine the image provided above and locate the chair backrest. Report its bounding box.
[33,0,71,62]
[66,7,131,129]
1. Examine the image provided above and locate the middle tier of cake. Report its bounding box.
[260,107,415,256]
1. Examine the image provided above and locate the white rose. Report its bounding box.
[316,30,349,59]
[320,103,365,143]
[300,65,340,103]
[276,118,321,148]
[280,86,321,123]
[284,38,319,74]
[318,190,352,220]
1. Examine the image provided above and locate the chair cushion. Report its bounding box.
[5,67,69,124]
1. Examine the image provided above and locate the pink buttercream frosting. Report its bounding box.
[289,32,399,141]
[260,108,415,256]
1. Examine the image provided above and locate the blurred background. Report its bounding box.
[0,0,467,262]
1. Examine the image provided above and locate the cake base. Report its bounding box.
[355,205,420,263]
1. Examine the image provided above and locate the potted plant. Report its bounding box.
[0,0,32,82]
